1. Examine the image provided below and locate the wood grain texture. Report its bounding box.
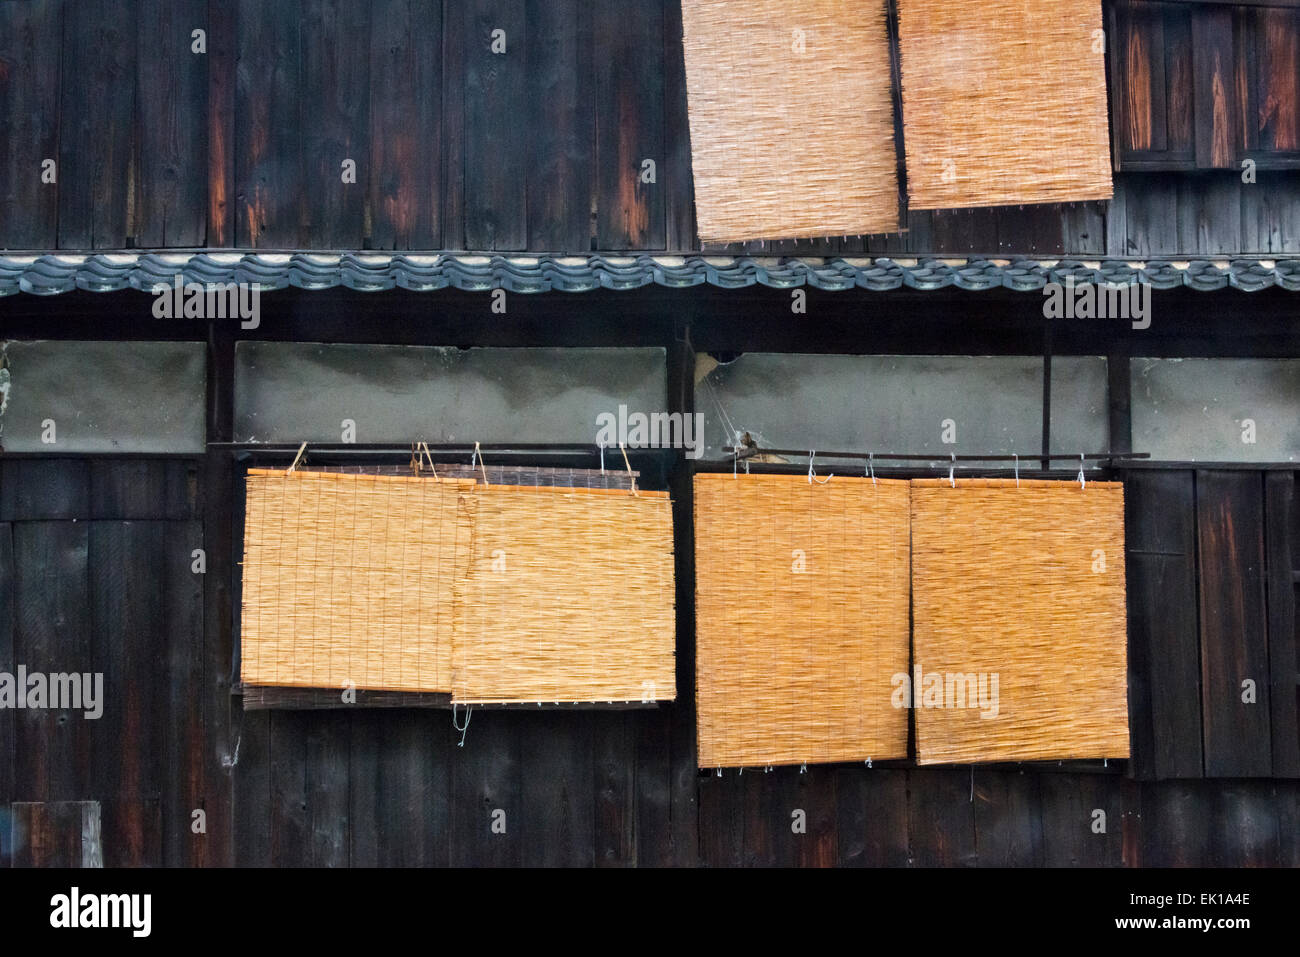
[0,0,62,249]
[1197,470,1272,777]
[1264,473,1300,777]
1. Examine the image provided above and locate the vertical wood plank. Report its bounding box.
[463,0,528,251]
[696,769,743,866]
[1191,5,1240,169]
[908,768,977,866]
[973,768,1044,867]
[631,708,673,866]
[0,523,13,867]
[1210,780,1279,866]
[300,0,370,248]
[1039,773,1128,867]
[230,707,271,866]
[1164,3,1195,155]
[1176,175,1241,255]
[1124,470,1203,780]
[1256,7,1300,153]
[526,0,594,253]
[235,0,304,247]
[441,0,467,249]
[594,0,665,250]
[0,460,90,521]
[835,767,908,867]
[518,711,595,867]
[136,0,208,247]
[792,766,837,867]
[207,0,237,246]
[12,522,91,802]
[89,521,165,866]
[1122,172,1179,256]
[741,767,794,867]
[0,0,62,249]
[662,0,696,252]
[449,709,522,866]
[367,0,443,250]
[1197,470,1272,777]
[10,801,102,867]
[57,0,137,248]
[593,711,636,866]
[162,519,205,866]
[1117,0,1167,154]
[349,711,451,867]
[1264,472,1300,777]
[1139,779,1210,866]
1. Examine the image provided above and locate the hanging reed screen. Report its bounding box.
[694,473,911,768]
[451,485,677,705]
[240,469,476,693]
[896,0,1112,209]
[910,479,1129,764]
[679,0,901,242]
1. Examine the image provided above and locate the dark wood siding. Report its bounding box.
[3,0,1300,254]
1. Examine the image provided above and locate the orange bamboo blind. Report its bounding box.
[451,485,677,705]
[680,0,901,242]
[240,469,475,693]
[694,473,911,768]
[897,0,1113,209]
[910,479,1129,764]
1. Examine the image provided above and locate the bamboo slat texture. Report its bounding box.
[693,473,911,768]
[679,0,900,242]
[910,478,1129,764]
[240,469,476,692]
[897,0,1113,209]
[451,485,677,704]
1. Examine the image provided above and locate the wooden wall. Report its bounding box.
[2,455,1298,867]
[2,0,1299,255]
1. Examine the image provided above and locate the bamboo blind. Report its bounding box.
[240,469,475,693]
[451,485,677,704]
[897,0,1113,209]
[680,0,901,242]
[910,479,1129,764]
[694,473,911,768]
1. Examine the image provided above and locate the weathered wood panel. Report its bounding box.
[1197,470,1272,777]
[0,523,12,866]
[235,0,304,247]
[1125,470,1203,779]
[136,0,208,247]
[57,0,136,248]
[368,0,443,250]
[594,0,665,250]
[836,767,909,867]
[9,801,102,867]
[1264,472,1300,777]
[462,0,528,251]
[526,0,594,254]
[0,0,63,249]
[300,0,371,248]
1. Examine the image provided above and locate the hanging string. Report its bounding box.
[452,703,473,747]
[619,442,639,496]
[949,452,956,488]
[807,451,832,485]
[473,441,489,486]
[599,442,606,475]
[1078,452,1086,490]
[1013,453,1019,488]
[868,453,876,485]
[286,441,308,475]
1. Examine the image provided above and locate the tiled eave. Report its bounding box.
[2,252,1300,296]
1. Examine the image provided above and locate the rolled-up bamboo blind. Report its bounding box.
[680,0,901,242]
[240,469,475,693]
[451,485,677,704]
[897,0,1113,209]
[694,473,911,768]
[910,479,1129,764]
